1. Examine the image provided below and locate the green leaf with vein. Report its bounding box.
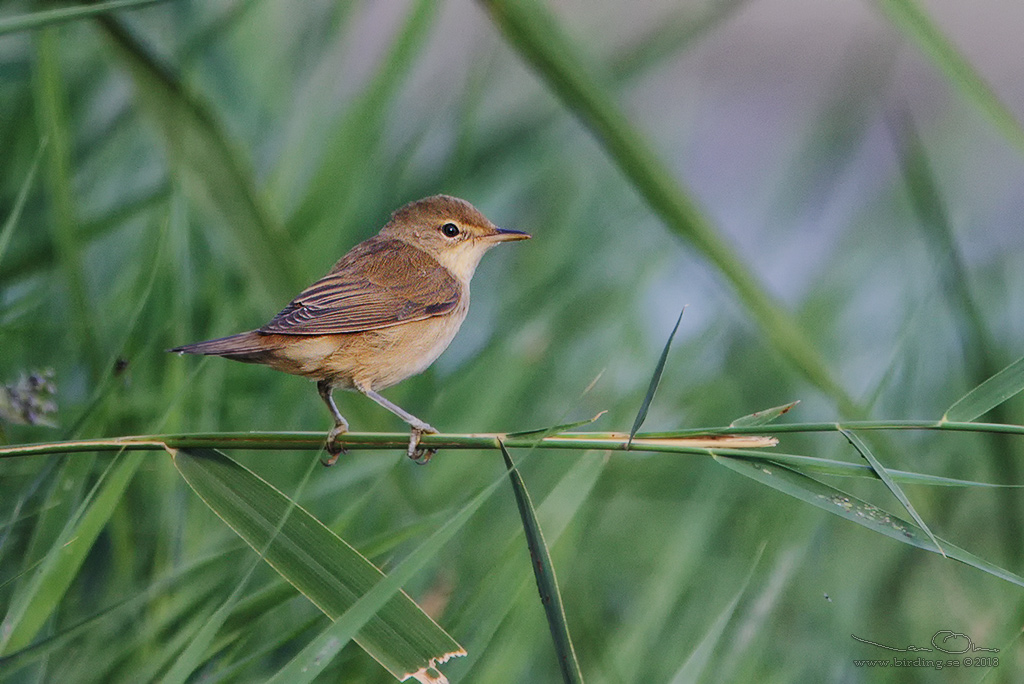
[264,461,516,684]
[713,455,1024,588]
[171,447,463,683]
[943,354,1024,423]
[162,457,318,684]
[730,401,799,427]
[455,451,605,677]
[839,428,944,557]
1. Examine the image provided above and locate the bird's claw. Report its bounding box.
[408,425,439,465]
[323,424,348,466]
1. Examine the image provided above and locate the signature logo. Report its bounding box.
[852,631,999,655]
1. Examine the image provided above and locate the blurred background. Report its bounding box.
[2,0,1023,681]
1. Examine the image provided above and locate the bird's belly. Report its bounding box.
[264,307,468,391]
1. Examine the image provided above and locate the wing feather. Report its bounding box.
[259,238,461,335]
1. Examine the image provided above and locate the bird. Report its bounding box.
[170,195,530,464]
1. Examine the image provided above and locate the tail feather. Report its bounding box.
[169,331,273,363]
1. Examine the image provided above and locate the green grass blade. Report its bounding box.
[0,0,168,36]
[730,401,800,428]
[874,0,1024,156]
[0,452,143,654]
[479,0,861,418]
[454,451,606,676]
[158,570,261,683]
[629,307,684,446]
[0,139,46,270]
[161,457,318,684]
[264,468,516,684]
[943,354,1024,423]
[98,16,300,305]
[838,428,944,557]
[171,447,464,683]
[769,457,1021,488]
[507,411,607,439]
[64,215,169,438]
[891,106,1024,561]
[499,442,583,684]
[0,456,89,651]
[713,454,1024,589]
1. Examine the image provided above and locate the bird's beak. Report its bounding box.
[485,227,531,242]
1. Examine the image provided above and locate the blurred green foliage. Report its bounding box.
[2,0,1024,681]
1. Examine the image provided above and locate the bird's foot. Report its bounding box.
[323,423,349,466]
[408,424,439,465]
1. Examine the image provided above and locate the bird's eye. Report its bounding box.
[440,222,460,238]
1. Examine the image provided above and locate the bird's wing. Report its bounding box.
[259,238,462,335]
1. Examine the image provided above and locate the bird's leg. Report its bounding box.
[318,380,349,466]
[358,386,438,464]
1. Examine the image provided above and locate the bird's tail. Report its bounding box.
[169,331,275,363]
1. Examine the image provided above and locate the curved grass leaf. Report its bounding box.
[730,401,799,428]
[499,442,583,684]
[890,105,1024,564]
[767,455,1022,488]
[943,354,1024,423]
[171,447,463,683]
[629,307,684,446]
[713,454,1024,589]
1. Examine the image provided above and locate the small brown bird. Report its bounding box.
[171,195,529,464]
